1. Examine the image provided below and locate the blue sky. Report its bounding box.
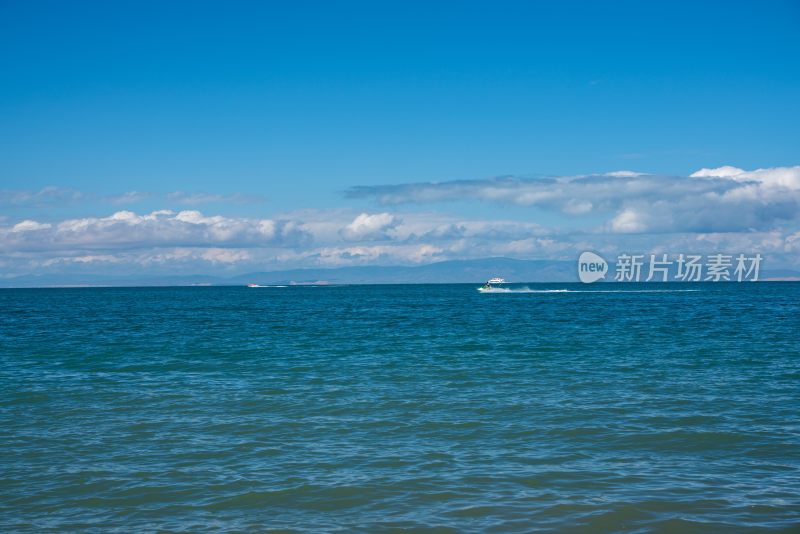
[1,1,799,276]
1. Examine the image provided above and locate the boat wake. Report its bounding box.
[479,287,568,293]
[478,287,701,293]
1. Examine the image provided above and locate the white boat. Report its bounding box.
[478,277,507,292]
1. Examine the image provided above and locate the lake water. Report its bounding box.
[1,283,799,532]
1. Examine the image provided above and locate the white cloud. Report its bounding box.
[690,166,747,179]
[339,212,400,241]
[783,230,800,253]
[347,173,724,214]
[563,199,594,214]
[691,165,800,189]
[609,209,648,233]
[347,166,800,234]
[311,243,444,266]
[492,237,574,256]
[3,166,800,276]
[0,206,571,274]
[199,248,252,264]
[12,220,52,232]
[0,210,312,253]
[43,254,121,266]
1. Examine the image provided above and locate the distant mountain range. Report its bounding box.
[231,258,579,285]
[1,257,798,287]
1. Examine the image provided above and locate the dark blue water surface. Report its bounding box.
[1,283,799,532]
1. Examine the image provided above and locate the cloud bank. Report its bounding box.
[2,166,799,276]
[1,210,310,254]
[346,166,800,233]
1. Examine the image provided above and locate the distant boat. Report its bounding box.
[478,277,507,292]
[247,284,263,288]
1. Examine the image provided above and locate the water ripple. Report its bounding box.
[1,283,799,531]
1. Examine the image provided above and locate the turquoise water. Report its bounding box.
[1,283,799,532]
